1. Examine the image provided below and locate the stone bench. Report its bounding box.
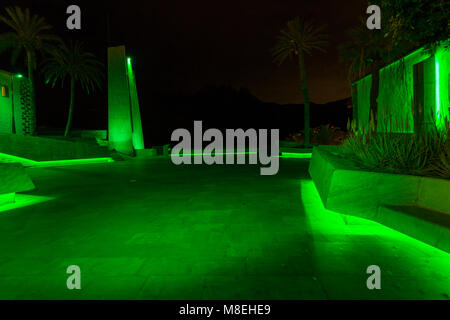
[0,163,35,206]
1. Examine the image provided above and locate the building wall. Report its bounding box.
[352,75,372,131]
[107,46,145,154]
[12,75,36,135]
[0,71,13,134]
[436,45,450,130]
[352,41,450,133]
[0,70,35,135]
[377,49,428,132]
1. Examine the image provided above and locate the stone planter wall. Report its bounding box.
[308,146,450,252]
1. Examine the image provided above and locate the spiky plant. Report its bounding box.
[42,41,104,137]
[343,111,449,178]
[272,16,327,146]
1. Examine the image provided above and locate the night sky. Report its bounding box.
[1,0,367,105]
[108,0,367,104]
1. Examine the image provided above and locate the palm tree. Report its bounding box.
[42,41,104,137]
[272,16,327,146]
[0,6,61,133]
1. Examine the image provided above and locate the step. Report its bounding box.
[377,205,450,253]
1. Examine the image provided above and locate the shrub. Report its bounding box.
[342,112,449,179]
[287,125,348,145]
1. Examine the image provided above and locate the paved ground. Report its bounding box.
[0,158,448,299]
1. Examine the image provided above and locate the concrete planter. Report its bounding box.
[0,163,35,206]
[308,146,450,252]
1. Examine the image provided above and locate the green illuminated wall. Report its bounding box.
[435,45,450,130]
[108,47,145,153]
[352,75,372,131]
[0,70,35,135]
[0,70,13,134]
[108,46,136,154]
[377,50,424,132]
[352,40,450,133]
[127,58,145,150]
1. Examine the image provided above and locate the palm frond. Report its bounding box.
[43,40,104,94]
[0,6,61,73]
[272,16,328,65]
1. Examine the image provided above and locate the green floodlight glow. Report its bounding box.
[435,59,440,119]
[15,74,23,78]
[127,57,132,66]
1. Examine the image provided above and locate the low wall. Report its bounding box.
[308,146,450,252]
[0,133,111,161]
[0,163,35,205]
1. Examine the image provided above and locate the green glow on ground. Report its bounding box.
[0,159,448,299]
[0,193,15,206]
[0,153,37,166]
[0,152,114,167]
[0,194,54,214]
[436,59,440,119]
[174,151,258,156]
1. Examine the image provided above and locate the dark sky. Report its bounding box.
[1,0,368,105]
[109,0,368,104]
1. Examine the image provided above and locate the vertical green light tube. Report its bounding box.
[435,59,440,120]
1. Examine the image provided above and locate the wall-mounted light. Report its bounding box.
[15,74,23,78]
[1,85,8,97]
[436,59,440,119]
[127,57,131,67]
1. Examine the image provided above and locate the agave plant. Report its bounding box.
[342,110,449,178]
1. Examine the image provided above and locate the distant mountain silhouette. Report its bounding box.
[141,85,353,147]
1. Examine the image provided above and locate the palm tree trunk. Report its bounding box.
[26,50,34,90]
[64,78,75,137]
[298,52,311,146]
[370,67,380,131]
[26,50,36,135]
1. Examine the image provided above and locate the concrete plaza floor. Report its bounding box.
[0,158,448,299]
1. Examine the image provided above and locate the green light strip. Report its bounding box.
[0,152,37,165]
[175,151,258,156]
[0,152,114,168]
[171,151,312,159]
[30,158,115,168]
[436,59,440,119]
[0,194,54,213]
[279,152,312,159]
